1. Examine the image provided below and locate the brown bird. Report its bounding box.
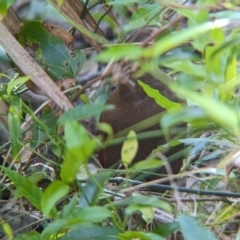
[98,28,185,183]
[99,72,185,181]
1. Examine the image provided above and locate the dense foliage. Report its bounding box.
[0,0,240,239]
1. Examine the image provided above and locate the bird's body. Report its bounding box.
[99,73,184,180]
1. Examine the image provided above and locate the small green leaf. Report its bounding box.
[69,206,113,222]
[140,206,154,224]
[126,193,172,212]
[127,3,162,31]
[12,231,40,240]
[7,76,30,95]
[132,158,163,171]
[178,214,217,240]
[118,231,165,240]
[58,226,120,240]
[1,166,42,211]
[61,194,78,219]
[41,219,69,239]
[152,222,180,238]
[97,122,114,138]
[143,19,230,58]
[0,0,16,15]
[126,204,154,224]
[0,217,13,240]
[60,121,95,184]
[58,103,114,124]
[121,130,138,168]
[96,44,143,62]
[8,111,22,161]
[80,171,112,208]
[171,85,239,135]
[138,80,182,112]
[41,180,69,218]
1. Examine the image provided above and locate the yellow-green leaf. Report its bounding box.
[121,130,138,168]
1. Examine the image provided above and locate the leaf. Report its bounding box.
[69,206,113,222]
[126,193,172,212]
[121,130,138,168]
[41,219,70,239]
[132,158,163,171]
[60,121,95,184]
[17,21,85,79]
[0,0,16,15]
[0,217,13,240]
[58,103,114,124]
[13,231,40,240]
[171,85,239,135]
[80,171,112,208]
[161,59,206,79]
[96,44,143,62]
[138,80,182,112]
[126,204,154,224]
[14,172,49,199]
[7,76,30,95]
[8,111,22,161]
[41,180,69,218]
[31,107,58,148]
[60,194,78,219]
[205,29,225,82]
[127,3,162,31]
[143,19,230,58]
[118,231,165,240]
[178,214,217,240]
[1,166,42,211]
[152,222,180,238]
[58,226,120,240]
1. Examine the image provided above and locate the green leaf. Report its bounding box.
[60,121,95,184]
[152,222,180,238]
[126,193,172,212]
[0,217,13,240]
[58,103,114,124]
[41,180,69,218]
[67,206,113,222]
[96,44,143,62]
[58,226,120,240]
[143,19,230,58]
[80,171,112,207]
[127,3,162,31]
[7,76,30,95]
[118,231,165,240]
[121,130,138,168]
[60,194,78,219]
[14,173,49,199]
[138,80,182,112]
[178,214,217,240]
[8,111,22,161]
[17,21,85,79]
[161,106,207,128]
[41,219,70,239]
[132,158,163,171]
[171,85,239,135]
[13,231,40,240]
[32,107,58,148]
[205,29,225,82]
[0,0,16,15]
[1,166,42,211]
[161,59,206,79]
[126,205,154,224]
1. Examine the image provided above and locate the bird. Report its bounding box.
[98,27,185,185]
[98,72,185,182]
